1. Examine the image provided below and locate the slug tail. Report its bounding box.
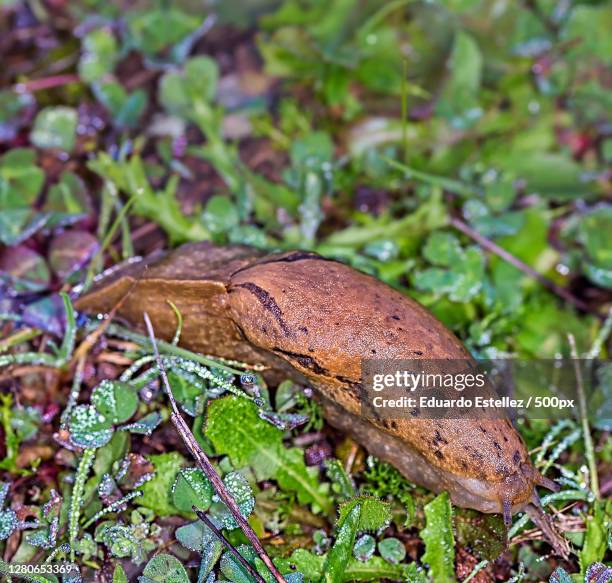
[524,502,570,559]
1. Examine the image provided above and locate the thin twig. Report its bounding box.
[568,334,600,499]
[13,74,81,93]
[143,313,287,583]
[193,506,265,583]
[450,217,592,313]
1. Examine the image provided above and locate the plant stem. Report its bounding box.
[401,58,408,162]
[82,491,143,529]
[568,334,600,499]
[143,313,287,583]
[69,448,96,561]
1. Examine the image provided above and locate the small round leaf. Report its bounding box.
[353,534,375,562]
[378,537,406,564]
[92,380,138,424]
[172,468,213,513]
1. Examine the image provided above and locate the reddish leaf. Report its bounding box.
[48,230,99,280]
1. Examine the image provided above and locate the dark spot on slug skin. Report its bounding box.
[433,430,448,446]
[272,347,329,376]
[230,251,333,277]
[434,450,444,460]
[493,440,502,452]
[391,315,400,321]
[513,450,521,464]
[231,282,292,336]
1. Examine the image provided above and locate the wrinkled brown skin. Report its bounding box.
[76,243,564,551]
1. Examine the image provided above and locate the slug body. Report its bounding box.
[76,243,557,525]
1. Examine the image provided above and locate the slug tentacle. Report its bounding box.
[503,497,512,527]
[535,473,561,492]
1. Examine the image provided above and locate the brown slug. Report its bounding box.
[75,242,566,553]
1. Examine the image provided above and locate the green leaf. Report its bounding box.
[0,508,18,541]
[213,471,255,529]
[0,90,34,141]
[206,397,333,514]
[377,537,406,565]
[171,467,213,514]
[113,564,128,583]
[79,28,119,83]
[139,553,190,583]
[202,195,240,235]
[119,412,162,435]
[30,106,78,152]
[579,503,607,576]
[127,8,200,56]
[276,448,331,513]
[289,549,325,580]
[88,153,210,243]
[325,459,355,499]
[414,244,484,302]
[159,56,219,119]
[175,520,210,552]
[337,496,391,532]
[353,534,375,562]
[402,562,428,583]
[436,31,482,129]
[93,431,129,477]
[422,232,463,267]
[92,81,146,128]
[0,148,45,207]
[499,153,594,200]
[44,171,91,228]
[69,404,113,449]
[176,520,223,576]
[345,556,408,581]
[206,396,283,478]
[138,452,185,516]
[454,508,506,562]
[91,380,138,424]
[323,504,361,583]
[563,5,612,64]
[220,545,258,583]
[421,492,455,583]
[576,207,612,268]
[448,247,484,302]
